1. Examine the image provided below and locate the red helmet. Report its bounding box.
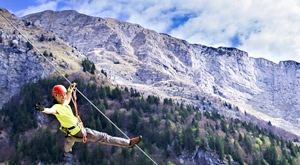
[52,84,67,96]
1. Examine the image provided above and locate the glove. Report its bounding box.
[68,82,77,92]
[35,102,45,111]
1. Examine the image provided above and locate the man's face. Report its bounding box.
[55,92,66,104]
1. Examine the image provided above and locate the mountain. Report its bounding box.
[1,7,300,164]
[0,8,85,107]
[20,10,300,137]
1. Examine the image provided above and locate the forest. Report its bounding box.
[0,74,300,165]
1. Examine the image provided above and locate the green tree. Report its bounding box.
[216,135,225,161]
[244,134,253,154]
[43,50,48,56]
[26,41,33,50]
[263,145,278,165]
[39,34,45,41]
[232,141,244,165]
[111,87,123,101]
[221,119,228,133]
[82,58,96,74]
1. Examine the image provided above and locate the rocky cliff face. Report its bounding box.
[22,10,300,137]
[0,8,84,107]
[0,9,295,139]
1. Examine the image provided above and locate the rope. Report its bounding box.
[0,10,158,165]
[71,89,87,143]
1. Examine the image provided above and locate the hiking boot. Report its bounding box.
[129,135,142,148]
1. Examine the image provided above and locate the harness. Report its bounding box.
[60,122,81,137]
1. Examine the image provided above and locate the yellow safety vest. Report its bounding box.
[52,104,81,136]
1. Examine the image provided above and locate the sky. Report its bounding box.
[1,0,300,63]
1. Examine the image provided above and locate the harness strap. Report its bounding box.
[60,126,74,137]
[60,122,82,137]
[61,125,76,130]
[71,87,87,143]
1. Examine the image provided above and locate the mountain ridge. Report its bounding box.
[22,9,300,136]
[1,7,300,164]
[1,8,300,137]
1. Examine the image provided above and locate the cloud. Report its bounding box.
[15,1,58,16]
[12,0,300,63]
[169,0,300,63]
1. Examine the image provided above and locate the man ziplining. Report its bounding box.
[0,9,158,164]
[35,82,142,164]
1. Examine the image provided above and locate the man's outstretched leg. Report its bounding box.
[85,128,142,148]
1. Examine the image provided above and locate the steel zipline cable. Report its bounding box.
[0,10,158,165]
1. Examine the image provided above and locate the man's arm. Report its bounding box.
[64,82,76,105]
[35,103,57,114]
[64,90,73,105]
[42,107,57,114]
